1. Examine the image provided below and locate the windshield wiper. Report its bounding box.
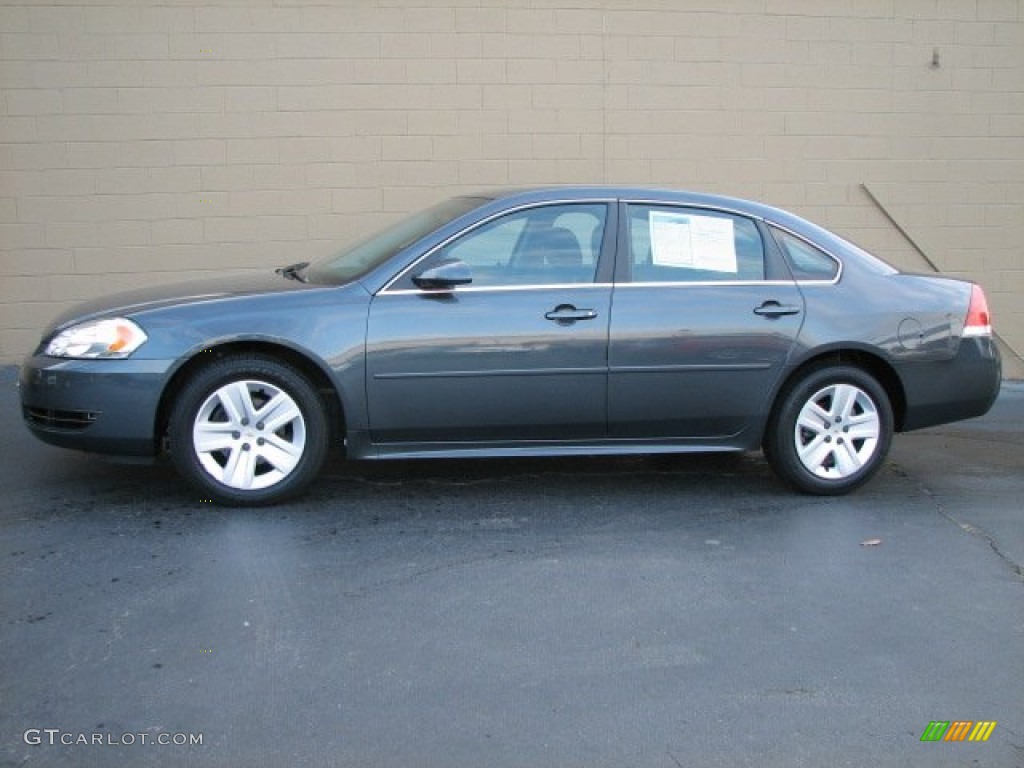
[275,261,309,283]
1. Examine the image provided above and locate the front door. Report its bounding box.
[366,202,614,444]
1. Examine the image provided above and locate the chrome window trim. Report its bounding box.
[378,197,844,294]
[623,200,772,286]
[380,279,836,295]
[617,280,798,289]
[761,221,844,286]
[381,283,615,296]
[622,199,843,287]
[794,278,843,286]
[623,198,758,220]
[379,198,616,294]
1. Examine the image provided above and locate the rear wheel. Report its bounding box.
[169,355,329,505]
[765,365,893,495]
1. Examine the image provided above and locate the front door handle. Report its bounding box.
[545,305,598,324]
[754,301,801,318]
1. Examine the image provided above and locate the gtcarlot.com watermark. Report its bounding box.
[24,728,203,747]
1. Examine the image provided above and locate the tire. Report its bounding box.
[764,364,893,495]
[168,355,329,506]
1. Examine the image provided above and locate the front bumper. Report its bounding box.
[19,355,176,457]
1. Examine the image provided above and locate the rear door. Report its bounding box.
[608,202,804,439]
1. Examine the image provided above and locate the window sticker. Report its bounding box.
[649,211,738,273]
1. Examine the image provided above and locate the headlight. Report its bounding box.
[44,318,148,359]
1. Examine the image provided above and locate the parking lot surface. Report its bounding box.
[1,367,1022,767]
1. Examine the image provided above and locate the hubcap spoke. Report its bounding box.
[798,435,832,470]
[222,445,257,489]
[834,440,863,475]
[831,384,858,422]
[217,381,253,426]
[797,405,829,433]
[257,434,302,473]
[846,420,880,440]
[257,392,302,433]
[193,422,236,453]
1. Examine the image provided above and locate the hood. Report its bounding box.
[49,270,316,332]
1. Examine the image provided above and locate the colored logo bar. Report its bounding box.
[920,721,997,742]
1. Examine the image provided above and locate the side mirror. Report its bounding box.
[412,259,472,290]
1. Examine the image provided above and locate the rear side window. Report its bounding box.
[627,205,765,283]
[770,227,840,281]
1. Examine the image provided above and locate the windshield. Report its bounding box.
[305,196,490,285]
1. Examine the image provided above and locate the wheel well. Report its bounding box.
[769,349,907,434]
[155,342,345,452]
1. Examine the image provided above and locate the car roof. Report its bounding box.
[479,185,794,224]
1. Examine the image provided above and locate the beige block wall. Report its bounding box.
[2,0,1023,370]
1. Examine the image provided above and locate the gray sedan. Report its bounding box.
[20,187,1001,505]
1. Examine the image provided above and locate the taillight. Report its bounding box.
[962,284,992,338]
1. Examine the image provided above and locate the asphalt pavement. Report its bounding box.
[1,366,1021,767]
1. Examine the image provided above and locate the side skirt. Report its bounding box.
[343,430,759,461]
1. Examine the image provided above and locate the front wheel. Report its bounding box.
[764,365,893,495]
[169,355,329,505]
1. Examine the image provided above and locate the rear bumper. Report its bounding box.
[897,336,1002,432]
[19,356,175,456]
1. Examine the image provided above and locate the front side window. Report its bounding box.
[414,203,607,288]
[627,205,765,283]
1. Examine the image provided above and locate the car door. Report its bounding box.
[608,202,804,439]
[366,202,615,444]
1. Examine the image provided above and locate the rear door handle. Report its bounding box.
[545,305,598,324]
[754,301,801,318]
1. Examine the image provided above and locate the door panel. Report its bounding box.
[608,204,803,439]
[608,284,803,438]
[366,202,614,444]
[367,287,611,442]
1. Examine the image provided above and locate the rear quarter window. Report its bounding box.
[770,227,840,281]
